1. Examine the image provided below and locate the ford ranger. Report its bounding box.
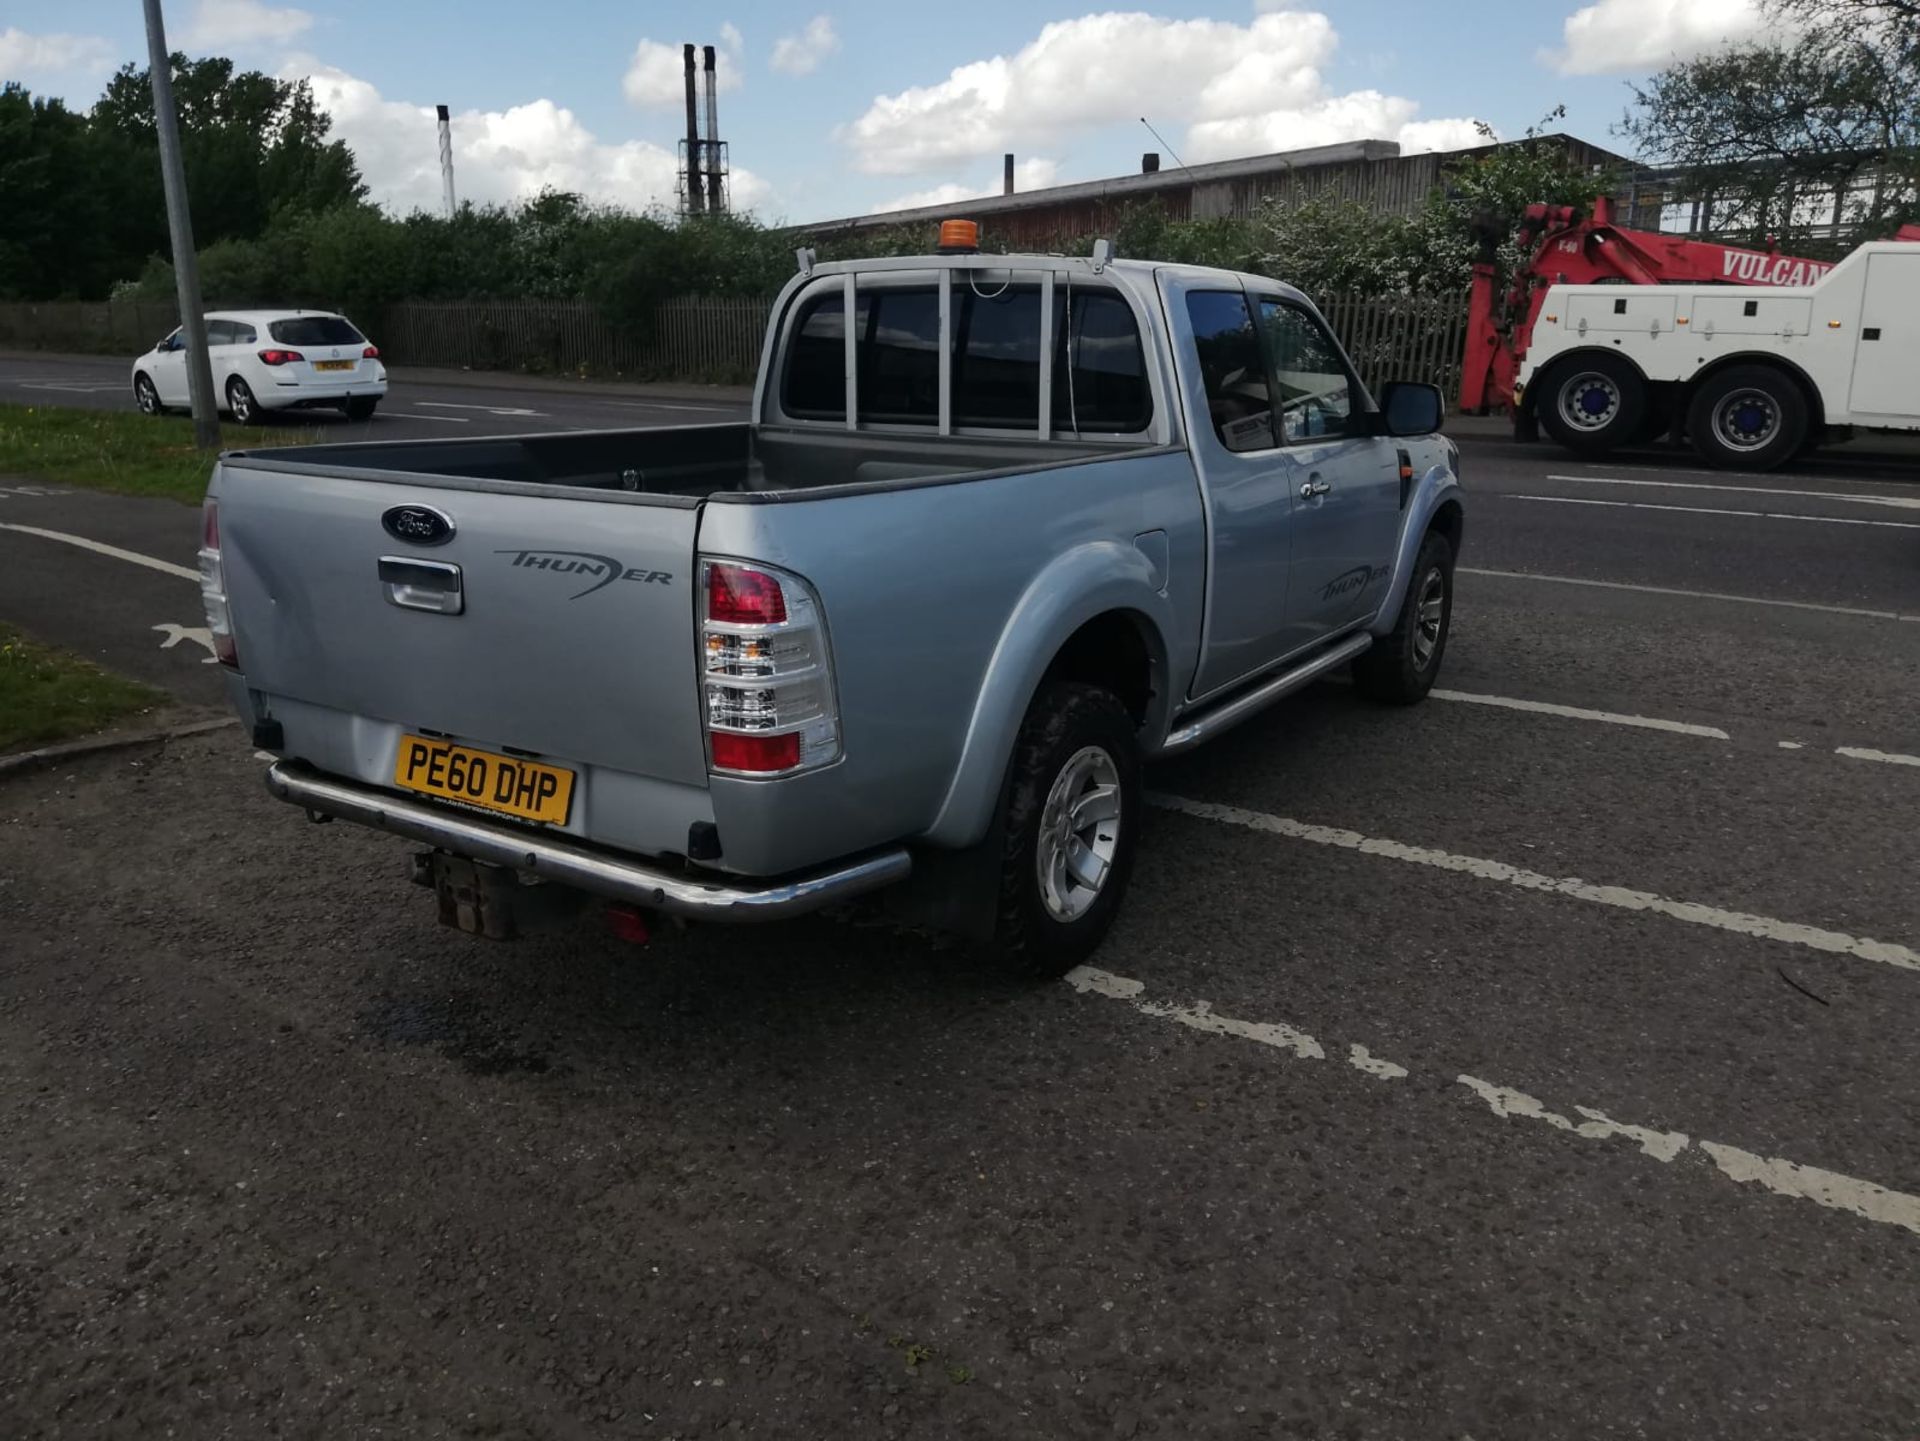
[203,228,1465,973]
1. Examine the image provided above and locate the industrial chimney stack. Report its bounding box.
[682,44,704,215]
[703,45,724,214]
[436,105,456,217]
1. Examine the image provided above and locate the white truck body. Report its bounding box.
[1519,241,1920,468]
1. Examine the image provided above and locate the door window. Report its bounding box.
[1253,299,1355,443]
[1184,291,1275,453]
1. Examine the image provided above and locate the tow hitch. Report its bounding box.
[409,850,585,939]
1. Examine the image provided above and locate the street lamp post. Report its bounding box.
[141,0,220,450]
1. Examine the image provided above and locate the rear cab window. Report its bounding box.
[778,277,1152,435]
[269,316,364,347]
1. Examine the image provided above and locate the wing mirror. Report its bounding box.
[1377,381,1444,437]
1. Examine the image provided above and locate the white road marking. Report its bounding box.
[1836,746,1920,768]
[1066,967,1328,1063]
[1699,1141,1920,1235]
[1148,793,1920,973]
[153,622,217,663]
[1348,1045,1408,1081]
[1779,741,1805,750]
[1458,1076,1689,1161]
[1065,966,1920,1237]
[607,400,736,414]
[1430,688,1730,740]
[1547,473,1920,511]
[415,401,545,417]
[1510,493,1920,531]
[0,484,72,497]
[1137,996,1324,1059]
[13,380,127,394]
[403,412,472,424]
[1460,566,1920,624]
[0,523,197,581]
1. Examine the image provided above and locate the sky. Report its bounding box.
[0,0,1773,224]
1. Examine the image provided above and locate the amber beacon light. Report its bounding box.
[937,218,981,254]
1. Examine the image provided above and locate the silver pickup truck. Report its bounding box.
[203,236,1464,973]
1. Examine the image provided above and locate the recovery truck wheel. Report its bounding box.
[1686,364,1808,471]
[1537,354,1646,456]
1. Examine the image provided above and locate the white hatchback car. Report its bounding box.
[132,309,389,424]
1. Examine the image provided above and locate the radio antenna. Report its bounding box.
[1139,117,1187,170]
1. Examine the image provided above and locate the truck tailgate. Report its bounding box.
[216,467,708,789]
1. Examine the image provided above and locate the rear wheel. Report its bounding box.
[990,682,1141,977]
[345,397,378,422]
[133,374,164,416]
[1686,364,1808,471]
[226,376,260,426]
[1538,354,1646,456]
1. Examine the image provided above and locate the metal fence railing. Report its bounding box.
[1317,291,1472,402]
[0,290,1472,395]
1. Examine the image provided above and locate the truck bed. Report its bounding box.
[231,423,1135,500]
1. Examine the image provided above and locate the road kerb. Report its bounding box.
[0,714,238,779]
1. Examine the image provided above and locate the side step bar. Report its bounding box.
[264,762,912,922]
[1157,631,1373,757]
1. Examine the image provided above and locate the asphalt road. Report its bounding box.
[4,419,1920,1439]
[0,350,750,441]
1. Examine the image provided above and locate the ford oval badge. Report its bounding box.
[382,504,455,546]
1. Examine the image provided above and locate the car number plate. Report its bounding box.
[314,359,353,371]
[393,736,575,824]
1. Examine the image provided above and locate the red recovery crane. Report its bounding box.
[1458,196,1852,417]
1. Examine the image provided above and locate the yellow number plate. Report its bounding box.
[314,359,353,371]
[393,736,575,825]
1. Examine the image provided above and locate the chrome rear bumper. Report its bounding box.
[264,762,912,922]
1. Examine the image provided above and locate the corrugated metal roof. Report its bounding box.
[804,139,1404,232]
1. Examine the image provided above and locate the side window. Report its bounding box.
[238,325,257,345]
[204,321,227,346]
[1254,298,1355,443]
[1184,290,1275,453]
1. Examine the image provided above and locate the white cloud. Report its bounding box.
[1545,0,1766,74]
[841,10,1479,175]
[872,157,1060,214]
[720,22,745,55]
[771,16,840,76]
[623,33,744,107]
[183,0,313,49]
[1396,118,1495,154]
[290,59,768,215]
[0,27,114,75]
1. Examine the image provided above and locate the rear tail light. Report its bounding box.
[362,345,380,360]
[257,349,304,366]
[699,559,838,776]
[198,499,238,668]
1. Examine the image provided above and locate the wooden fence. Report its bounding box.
[0,290,1471,395]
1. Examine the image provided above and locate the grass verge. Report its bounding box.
[0,403,315,504]
[0,623,168,752]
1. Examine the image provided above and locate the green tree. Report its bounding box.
[1621,0,1919,246]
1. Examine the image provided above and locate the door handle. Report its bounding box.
[1299,474,1330,499]
[379,556,464,614]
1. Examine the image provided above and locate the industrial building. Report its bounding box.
[800,134,1631,246]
